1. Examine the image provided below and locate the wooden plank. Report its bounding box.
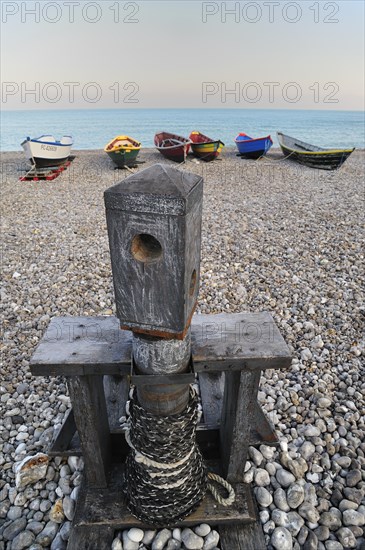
[67,525,115,550]
[198,372,224,427]
[220,370,261,483]
[67,376,111,488]
[191,312,292,371]
[103,375,129,430]
[251,403,278,447]
[30,316,132,376]
[48,409,77,456]
[219,520,267,550]
[73,477,256,529]
[29,313,290,376]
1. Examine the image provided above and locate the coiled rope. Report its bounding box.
[123,386,235,526]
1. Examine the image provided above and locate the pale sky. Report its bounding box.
[1,0,364,110]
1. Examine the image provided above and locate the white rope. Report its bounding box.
[207,472,235,506]
[125,427,195,470]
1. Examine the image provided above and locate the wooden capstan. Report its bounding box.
[30,164,291,549]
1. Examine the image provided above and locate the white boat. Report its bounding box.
[21,135,73,168]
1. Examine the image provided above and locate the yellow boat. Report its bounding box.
[104,135,141,168]
[189,131,224,162]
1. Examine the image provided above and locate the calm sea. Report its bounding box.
[1,108,364,151]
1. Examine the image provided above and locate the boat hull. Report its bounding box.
[189,132,224,162]
[277,132,355,170]
[154,132,191,163]
[21,137,73,168]
[235,134,273,159]
[106,149,140,167]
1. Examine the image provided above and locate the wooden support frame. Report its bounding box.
[29,312,291,549]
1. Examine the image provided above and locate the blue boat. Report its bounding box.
[235,133,273,159]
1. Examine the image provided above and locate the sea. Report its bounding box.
[1,108,364,151]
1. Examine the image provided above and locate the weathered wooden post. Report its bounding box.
[29,162,292,549]
[104,163,202,418]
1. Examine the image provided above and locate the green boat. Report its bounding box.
[104,135,141,167]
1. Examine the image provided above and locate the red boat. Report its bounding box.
[154,131,191,163]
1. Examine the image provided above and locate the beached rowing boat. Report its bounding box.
[154,132,191,163]
[189,131,224,162]
[104,135,141,168]
[277,132,355,170]
[21,135,73,168]
[235,133,273,159]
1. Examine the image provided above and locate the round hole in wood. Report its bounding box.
[131,233,162,263]
[189,269,197,296]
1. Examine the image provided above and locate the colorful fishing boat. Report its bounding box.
[189,131,224,162]
[21,135,73,168]
[277,132,355,170]
[104,135,141,168]
[154,132,191,163]
[235,133,273,159]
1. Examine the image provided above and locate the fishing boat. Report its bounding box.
[189,131,224,162]
[104,135,141,168]
[235,133,273,159]
[277,132,355,170]
[21,135,73,168]
[154,132,191,163]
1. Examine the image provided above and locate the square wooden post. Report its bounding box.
[220,369,261,483]
[67,375,111,488]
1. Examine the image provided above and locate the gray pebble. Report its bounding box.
[298,502,320,524]
[7,506,23,521]
[194,524,211,537]
[3,517,27,540]
[142,530,157,545]
[152,529,172,550]
[255,468,270,486]
[302,530,318,550]
[336,527,357,548]
[203,530,219,550]
[111,538,123,550]
[276,469,296,488]
[181,528,203,550]
[35,521,59,546]
[274,488,290,511]
[256,486,273,508]
[287,483,305,509]
[50,532,67,550]
[62,496,75,521]
[122,530,139,550]
[271,526,293,550]
[26,521,44,535]
[342,508,365,526]
[11,530,35,550]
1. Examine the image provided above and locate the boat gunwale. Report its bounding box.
[277,132,355,156]
[235,134,272,144]
[104,135,141,153]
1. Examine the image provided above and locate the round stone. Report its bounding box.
[271,527,293,550]
[194,524,211,537]
[276,469,296,488]
[181,528,204,550]
[128,528,144,543]
[254,468,270,487]
[256,487,273,508]
[336,527,357,548]
[287,483,305,509]
[202,530,219,550]
[274,488,290,512]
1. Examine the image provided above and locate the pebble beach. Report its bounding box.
[1,147,364,550]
